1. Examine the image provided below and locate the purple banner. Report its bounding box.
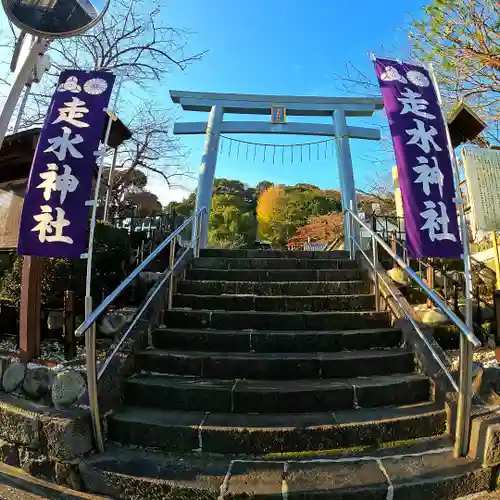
[373,58,461,258]
[18,70,115,258]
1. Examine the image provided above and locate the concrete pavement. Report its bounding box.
[0,461,497,500]
[0,463,108,500]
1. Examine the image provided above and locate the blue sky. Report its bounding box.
[150,0,428,203]
[0,0,428,204]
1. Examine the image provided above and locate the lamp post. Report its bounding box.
[0,0,112,149]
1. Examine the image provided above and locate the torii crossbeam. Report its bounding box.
[170,90,384,247]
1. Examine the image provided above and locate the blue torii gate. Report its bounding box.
[170,90,384,248]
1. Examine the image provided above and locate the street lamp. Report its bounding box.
[0,0,111,148]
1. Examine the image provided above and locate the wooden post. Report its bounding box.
[391,230,397,269]
[19,256,44,361]
[453,283,459,315]
[426,259,435,308]
[474,286,482,328]
[492,232,500,291]
[494,291,500,361]
[63,290,76,361]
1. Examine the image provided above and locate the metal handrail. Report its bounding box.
[76,207,205,454]
[75,207,205,337]
[97,242,192,380]
[346,207,479,460]
[346,208,480,347]
[384,229,493,341]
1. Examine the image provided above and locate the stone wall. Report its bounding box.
[0,358,87,408]
[0,247,195,490]
[0,393,94,489]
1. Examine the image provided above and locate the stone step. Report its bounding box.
[173,293,375,312]
[107,402,446,454]
[137,348,414,379]
[80,446,491,499]
[178,279,370,296]
[192,257,358,270]
[185,268,363,282]
[164,309,390,331]
[200,249,350,260]
[152,327,403,353]
[124,373,431,413]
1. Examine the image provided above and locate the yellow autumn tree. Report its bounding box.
[257,185,290,245]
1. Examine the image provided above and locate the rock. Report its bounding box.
[23,366,55,399]
[19,449,54,481]
[388,267,408,286]
[47,310,64,332]
[51,370,86,408]
[0,438,19,467]
[55,461,82,490]
[420,308,452,326]
[139,271,162,285]
[458,304,494,322]
[472,361,483,379]
[0,358,8,385]
[98,311,129,337]
[2,362,26,392]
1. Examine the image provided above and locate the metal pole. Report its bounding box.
[85,75,124,306]
[427,64,474,458]
[84,76,123,454]
[372,234,380,312]
[0,38,43,150]
[85,316,104,452]
[347,209,354,259]
[12,83,31,134]
[194,213,202,258]
[85,114,114,306]
[103,146,119,222]
[167,239,176,310]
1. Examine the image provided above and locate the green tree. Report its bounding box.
[257,184,342,246]
[411,0,499,127]
[209,179,257,247]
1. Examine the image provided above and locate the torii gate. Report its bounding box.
[170,90,384,248]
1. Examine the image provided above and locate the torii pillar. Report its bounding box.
[195,105,224,248]
[170,90,383,249]
[334,109,360,244]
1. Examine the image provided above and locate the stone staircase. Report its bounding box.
[80,249,493,499]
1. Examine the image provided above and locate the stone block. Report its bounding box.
[420,309,452,326]
[40,413,93,461]
[0,395,40,447]
[0,438,20,467]
[55,461,82,490]
[23,366,55,399]
[47,310,64,332]
[2,362,26,392]
[51,370,86,408]
[467,410,500,467]
[481,422,500,467]
[19,449,55,481]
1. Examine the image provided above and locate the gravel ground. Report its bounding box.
[448,347,498,371]
[0,337,111,366]
[457,494,500,499]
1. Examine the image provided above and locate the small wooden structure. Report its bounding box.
[0,118,131,361]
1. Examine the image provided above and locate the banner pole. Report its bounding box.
[84,74,123,453]
[84,74,124,311]
[427,63,474,458]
